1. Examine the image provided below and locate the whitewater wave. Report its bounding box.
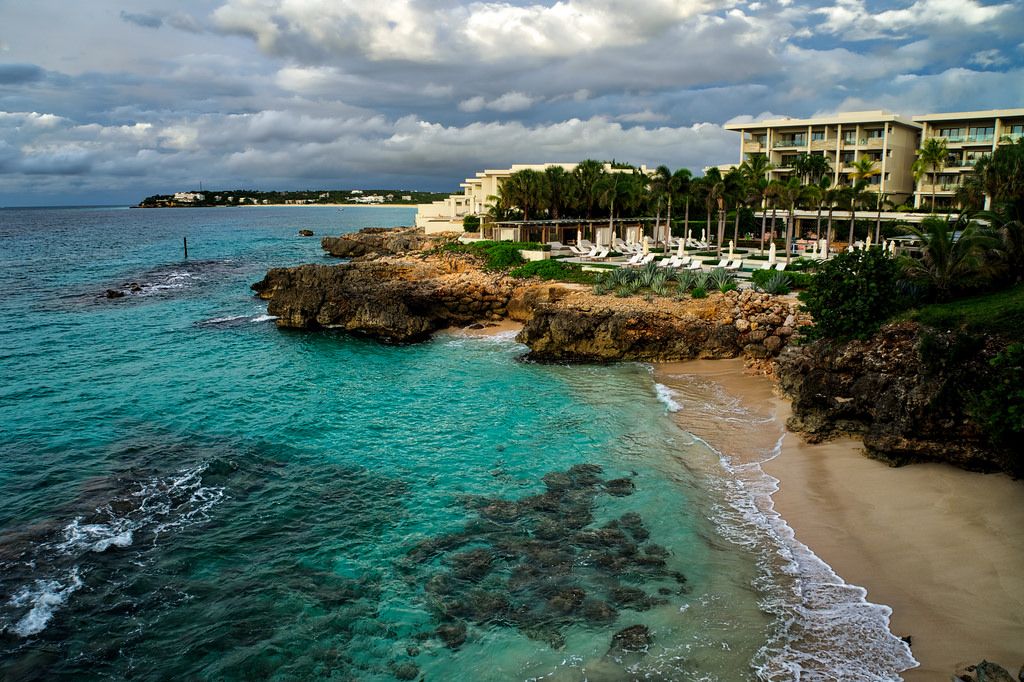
[654,383,683,412]
[692,433,918,680]
[1,462,225,639]
[197,313,278,327]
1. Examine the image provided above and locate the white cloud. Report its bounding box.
[458,92,537,112]
[617,110,669,123]
[970,49,1008,68]
[813,0,1014,40]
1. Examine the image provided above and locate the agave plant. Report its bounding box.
[691,271,710,291]
[758,271,791,295]
[675,270,695,292]
[650,271,671,296]
[708,267,736,292]
[637,261,660,289]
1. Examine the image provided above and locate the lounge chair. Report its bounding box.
[725,259,743,271]
[773,262,787,271]
[623,252,645,265]
[657,256,677,268]
[759,261,774,270]
[583,247,609,261]
[684,260,703,270]
[626,253,656,267]
[713,258,730,268]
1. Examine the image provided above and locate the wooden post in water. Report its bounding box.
[184,237,188,259]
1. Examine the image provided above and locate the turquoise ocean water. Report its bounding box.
[0,206,914,680]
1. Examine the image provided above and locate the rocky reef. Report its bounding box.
[404,463,680,659]
[776,321,1019,475]
[517,289,811,364]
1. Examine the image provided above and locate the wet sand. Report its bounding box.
[654,359,1024,679]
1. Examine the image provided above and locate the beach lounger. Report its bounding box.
[714,258,730,268]
[725,259,742,271]
[623,252,645,265]
[773,262,787,271]
[759,261,774,270]
[583,247,609,261]
[684,260,702,270]
[626,253,656,267]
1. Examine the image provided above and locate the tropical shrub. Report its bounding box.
[755,271,792,295]
[799,248,907,340]
[970,343,1024,449]
[691,286,708,299]
[509,259,595,284]
[708,268,737,293]
[463,215,481,232]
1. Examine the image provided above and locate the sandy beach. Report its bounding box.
[655,359,1024,679]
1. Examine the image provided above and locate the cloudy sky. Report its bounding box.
[1,0,1022,205]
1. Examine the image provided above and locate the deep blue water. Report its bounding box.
[0,206,911,680]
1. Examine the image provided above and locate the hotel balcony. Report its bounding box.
[919,183,959,194]
[863,137,885,148]
[743,141,765,153]
[963,136,994,146]
[773,139,806,148]
[809,139,832,151]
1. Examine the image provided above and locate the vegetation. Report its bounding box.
[462,215,481,232]
[752,270,791,294]
[799,248,908,340]
[909,284,1024,338]
[509,259,595,284]
[437,241,547,270]
[970,343,1024,447]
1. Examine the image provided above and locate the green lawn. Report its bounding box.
[909,284,1024,338]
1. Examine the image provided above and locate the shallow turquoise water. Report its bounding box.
[0,206,910,680]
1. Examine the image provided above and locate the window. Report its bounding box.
[1009,124,1024,136]
[811,130,826,141]
[755,134,767,145]
[843,131,857,144]
[840,151,855,164]
[867,129,884,139]
[939,127,964,142]
[968,126,994,142]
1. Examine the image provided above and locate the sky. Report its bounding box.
[1,0,1022,206]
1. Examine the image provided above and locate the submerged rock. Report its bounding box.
[436,622,467,649]
[298,229,314,237]
[608,624,653,654]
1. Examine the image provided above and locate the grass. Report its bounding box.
[509,259,597,284]
[908,284,1024,338]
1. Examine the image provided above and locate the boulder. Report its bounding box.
[298,229,314,236]
[608,625,653,655]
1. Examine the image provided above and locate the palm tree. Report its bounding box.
[776,177,804,264]
[499,169,547,222]
[741,153,773,252]
[802,177,830,239]
[699,168,726,256]
[573,159,606,219]
[913,137,949,212]
[792,153,831,186]
[902,214,999,300]
[824,185,845,244]
[666,168,692,242]
[763,179,783,252]
[725,167,747,249]
[544,165,575,220]
[652,166,671,244]
[597,171,641,243]
[847,158,880,246]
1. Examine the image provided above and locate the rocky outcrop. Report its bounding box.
[252,256,517,342]
[776,321,1018,475]
[321,227,457,259]
[517,289,810,363]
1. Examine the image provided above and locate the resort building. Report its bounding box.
[911,108,1024,209]
[415,162,650,234]
[723,111,921,204]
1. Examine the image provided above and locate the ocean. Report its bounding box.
[0,206,914,680]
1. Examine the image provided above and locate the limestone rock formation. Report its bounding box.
[252,257,516,342]
[776,321,1018,475]
[321,227,456,259]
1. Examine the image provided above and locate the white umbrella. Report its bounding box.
[866,233,873,249]
[768,242,777,264]
[821,239,829,258]
[677,238,686,257]
[642,237,650,255]
[727,240,734,258]
[701,228,707,243]
[576,228,583,245]
[687,229,693,244]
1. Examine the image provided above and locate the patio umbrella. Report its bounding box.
[701,228,707,243]
[866,234,873,250]
[821,239,829,258]
[576,228,583,245]
[677,238,686,257]
[768,242,777,265]
[727,240,734,258]
[687,229,693,244]
[642,237,650,255]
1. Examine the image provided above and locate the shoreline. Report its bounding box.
[654,359,1024,679]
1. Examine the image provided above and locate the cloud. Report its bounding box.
[970,49,1008,68]
[458,92,538,113]
[119,11,163,29]
[0,63,46,85]
[617,110,669,123]
[813,0,1015,40]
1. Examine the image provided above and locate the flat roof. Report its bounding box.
[913,108,1024,122]
[724,110,919,130]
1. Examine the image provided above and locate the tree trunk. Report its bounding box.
[827,208,835,243]
[684,198,690,240]
[608,199,615,244]
[875,196,882,244]
[848,206,856,247]
[759,202,768,254]
[786,210,794,264]
[733,207,740,248]
[816,204,822,236]
[666,195,673,243]
[931,169,937,212]
[717,210,726,258]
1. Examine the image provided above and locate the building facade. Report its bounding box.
[723,111,922,204]
[415,162,649,234]
[911,108,1024,209]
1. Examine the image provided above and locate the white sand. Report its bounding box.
[654,359,1024,679]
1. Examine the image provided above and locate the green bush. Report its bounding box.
[970,343,1024,448]
[691,287,708,299]
[509,259,595,284]
[799,248,907,341]
[463,215,481,232]
[438,240,550,269]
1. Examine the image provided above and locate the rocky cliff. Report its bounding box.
[517,289,811,364]
[321,227,456,260]
[252,255,519,342]
[776,321,1018,475]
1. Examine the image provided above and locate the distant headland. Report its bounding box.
[135,188,451,208]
